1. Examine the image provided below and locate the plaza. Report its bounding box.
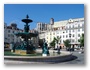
[4,4,84,64]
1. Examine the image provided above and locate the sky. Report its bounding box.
[4,4,84,29]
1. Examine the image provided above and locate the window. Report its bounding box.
[73,30,74,32]
[78,34,80,37]
[66,30,68,33]
[8,30,10,33]
[57,32,59,34]
[13,31,14,33]
[60,36,62,38]
[69,25,71,28]
[69,34,71,38]
[63,40,64,42]
[82,27,84,31]
[63,35,64,38]
[50,38,52,41]
[82,24,84,28]
[13,39,14,42]
[69,30,71,33]
[73,34,74,37]
[66,35,68,38]
[78,24,80,27]
[11,35,14,37]
[72,40,74,43]
[17,39,18,42]
[66,26,68,29]
[78,29,80,32]
[8,34,10,37]
[63,32,65,33]
[8,39,10,41]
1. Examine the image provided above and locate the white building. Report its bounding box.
[4,23,21,44]
[38,18,84,48]
[37,22,47,33]
[65,18,84,48]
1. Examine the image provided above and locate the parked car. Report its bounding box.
[66,47,74,51]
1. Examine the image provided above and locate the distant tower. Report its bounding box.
[50,18,54,25]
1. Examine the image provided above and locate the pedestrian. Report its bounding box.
[57,43,61,54]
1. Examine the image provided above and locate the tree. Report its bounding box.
[79,34,84,47]
[63,39,70,48]
[38,39,43,48]
[57,36,61,44]
[50,37,56,48]
[50,37,61,48]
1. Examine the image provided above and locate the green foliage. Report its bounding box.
[50,37,61,48]
[50,40,55,48]
[63,39,70,48]
[50,37,55,47]
[79,34,84,47]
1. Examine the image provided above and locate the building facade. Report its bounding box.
[4,23,21,44]
[38,18,84,48]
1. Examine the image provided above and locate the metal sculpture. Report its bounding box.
[42,39,49,56]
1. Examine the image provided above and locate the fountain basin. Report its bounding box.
[4,51,75,63]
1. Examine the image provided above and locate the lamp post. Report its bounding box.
[69,33,71,52]
[59,36,61,48]
[28,38,30,45]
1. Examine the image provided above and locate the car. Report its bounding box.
[66,48,74,51]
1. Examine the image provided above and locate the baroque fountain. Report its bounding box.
[14,15,38,54]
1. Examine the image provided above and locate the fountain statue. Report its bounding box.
[14,15,38,54]
[42,39,49,56]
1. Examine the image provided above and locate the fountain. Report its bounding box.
[14,15,38,54]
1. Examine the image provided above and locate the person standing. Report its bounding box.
[57,43,61,54]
